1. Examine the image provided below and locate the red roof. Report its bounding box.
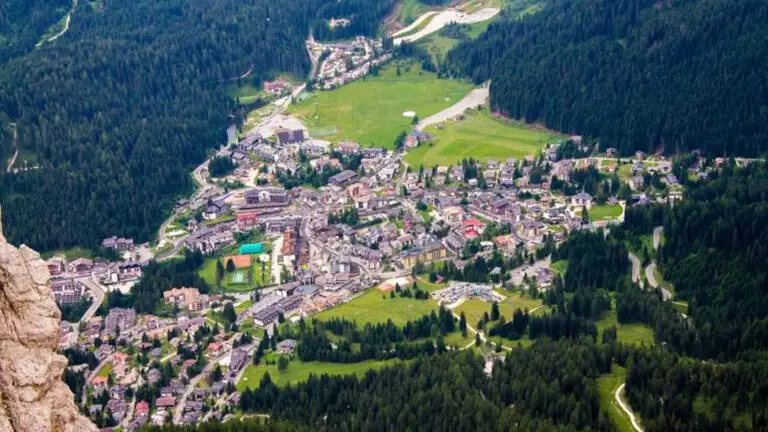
[237,212,258,221]
[135,401,150,416]
[462,218,485,228]
[91,376,107,386]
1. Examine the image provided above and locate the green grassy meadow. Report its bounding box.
[597,365,635,432]
[289,62,473,148]
[597,310,655,346]
[588,204,624,222]
[551,260,568,275]
[237,358,398,390]
[314,287,439,326]
[397,0,431,25]
[456,291,543,328]
[404,110,559,168]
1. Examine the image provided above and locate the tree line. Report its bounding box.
[445,0,768,157]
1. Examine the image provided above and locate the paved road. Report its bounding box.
[615,383,644,432]
[79,278,106,323]
[652,226,663,250]
[37,0,78,46]
[392,11,439,37]
[416,86,489,131]
[628,252,644,288]
[645,263,672,301]
[393,7,499,46]
[5,123,17,173]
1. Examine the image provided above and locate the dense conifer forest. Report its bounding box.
[446,0,768,157]
[0,0,395,251]
[0,0,70,63]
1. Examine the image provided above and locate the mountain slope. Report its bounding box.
[446,0,768,157]
[0,0,395,250]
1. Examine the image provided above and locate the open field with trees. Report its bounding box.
[314,284,439,326]
[587,203,623,222]
[237,358,397,390]
[597,364,635,432]
[404,110,558,167]
[289,62,473,148]
[597,309,654,347]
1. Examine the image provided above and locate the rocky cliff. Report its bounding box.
[0,210,97,432]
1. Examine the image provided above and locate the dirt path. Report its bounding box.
[415,86,488,130]
[38,0,78,46]
[6,123,17,173]
[615,383,644,432]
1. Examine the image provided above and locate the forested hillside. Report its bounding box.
[312,0,398,41]
[445,0,768,157]
[625,162,768,359]
[0,0,70,63]
[0,0,395,250]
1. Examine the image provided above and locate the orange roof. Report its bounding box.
[91,376,107,386]
[224,255,252,269]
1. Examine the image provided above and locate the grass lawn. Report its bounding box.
[314,287,438,326]
[227,83,269,106]
[588,204,623,222]
[597,310,655,347]
[235,300,253,315]
[96,362,113,378]
[397,0,431,24]
[456,291,542,328]
[237,358,397,390]
[288,61,473,148]
[597,364,635,432]
[405,110,559,168]
[551,260,568,275]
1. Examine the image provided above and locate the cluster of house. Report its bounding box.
[47,253,145,312]
[308,36,391,89]
[70,300,256,430]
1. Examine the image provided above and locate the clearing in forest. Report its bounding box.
[288,62,473,148]
[405,109,559,168]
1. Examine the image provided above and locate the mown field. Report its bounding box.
[597,309,655,346]
[314,278,446,326]
[289,62,473,148]
[588,204,624,222]
[405,110,559,167]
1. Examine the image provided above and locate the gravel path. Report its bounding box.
[615,383,644,432]
[415,86,489,131]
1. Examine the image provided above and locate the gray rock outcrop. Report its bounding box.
[0,209,98,432]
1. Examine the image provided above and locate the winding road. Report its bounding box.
[5,123,17,173]
[393,7,500,46]
[628,252,644,288]
[615,383,644,432]
[415,86,489,131]
[37,0,78,47]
